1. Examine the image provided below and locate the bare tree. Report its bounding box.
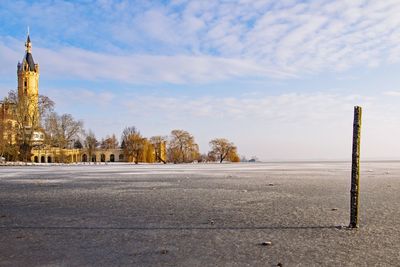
[6,90,54,161]
[38,95,55,127]
[207,151,217,162]
[197,153,208,163]
[168,129,200,163]
[7,90,55,128]
[100,134,119,149]
[121,126,145,164]
[84,130,98,162]
[45,112,83,149]
[150,135,167,164]
[209,138,238,163]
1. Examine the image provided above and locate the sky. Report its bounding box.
[1,0,400,161]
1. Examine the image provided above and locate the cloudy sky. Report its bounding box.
[1,0,400,160]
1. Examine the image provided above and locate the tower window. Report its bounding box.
[24,81,27,86]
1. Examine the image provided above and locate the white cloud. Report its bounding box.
[182,0,400,74]
[0,38,292,84]
[383,91,400,97]
[122,92,372,123]
[2,1,400,84]
[0,38,20,76]
[43,88,115,113]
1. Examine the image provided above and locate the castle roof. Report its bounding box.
[24,51,35,71]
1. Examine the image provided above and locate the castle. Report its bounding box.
[0,34,166,163]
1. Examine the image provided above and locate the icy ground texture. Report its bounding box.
[0,162,399,266]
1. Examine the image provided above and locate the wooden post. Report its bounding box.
[350,106,362,228]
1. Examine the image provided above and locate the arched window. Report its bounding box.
[110,154,115,162]
[101,154,106,162]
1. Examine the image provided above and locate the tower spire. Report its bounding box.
[25,27,31,53]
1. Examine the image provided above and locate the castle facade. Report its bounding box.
[1,34,166,163]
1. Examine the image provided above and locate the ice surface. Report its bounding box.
[1,162,399,266]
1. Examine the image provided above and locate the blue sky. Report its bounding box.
[1,0,400,160]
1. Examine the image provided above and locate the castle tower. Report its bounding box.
[17,33,39,128]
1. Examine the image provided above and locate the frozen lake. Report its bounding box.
[1,162,399,266]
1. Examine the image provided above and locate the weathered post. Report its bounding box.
[350,106,362,228]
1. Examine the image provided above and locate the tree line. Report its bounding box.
[120,127,239,164]
[1,90,239,163]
